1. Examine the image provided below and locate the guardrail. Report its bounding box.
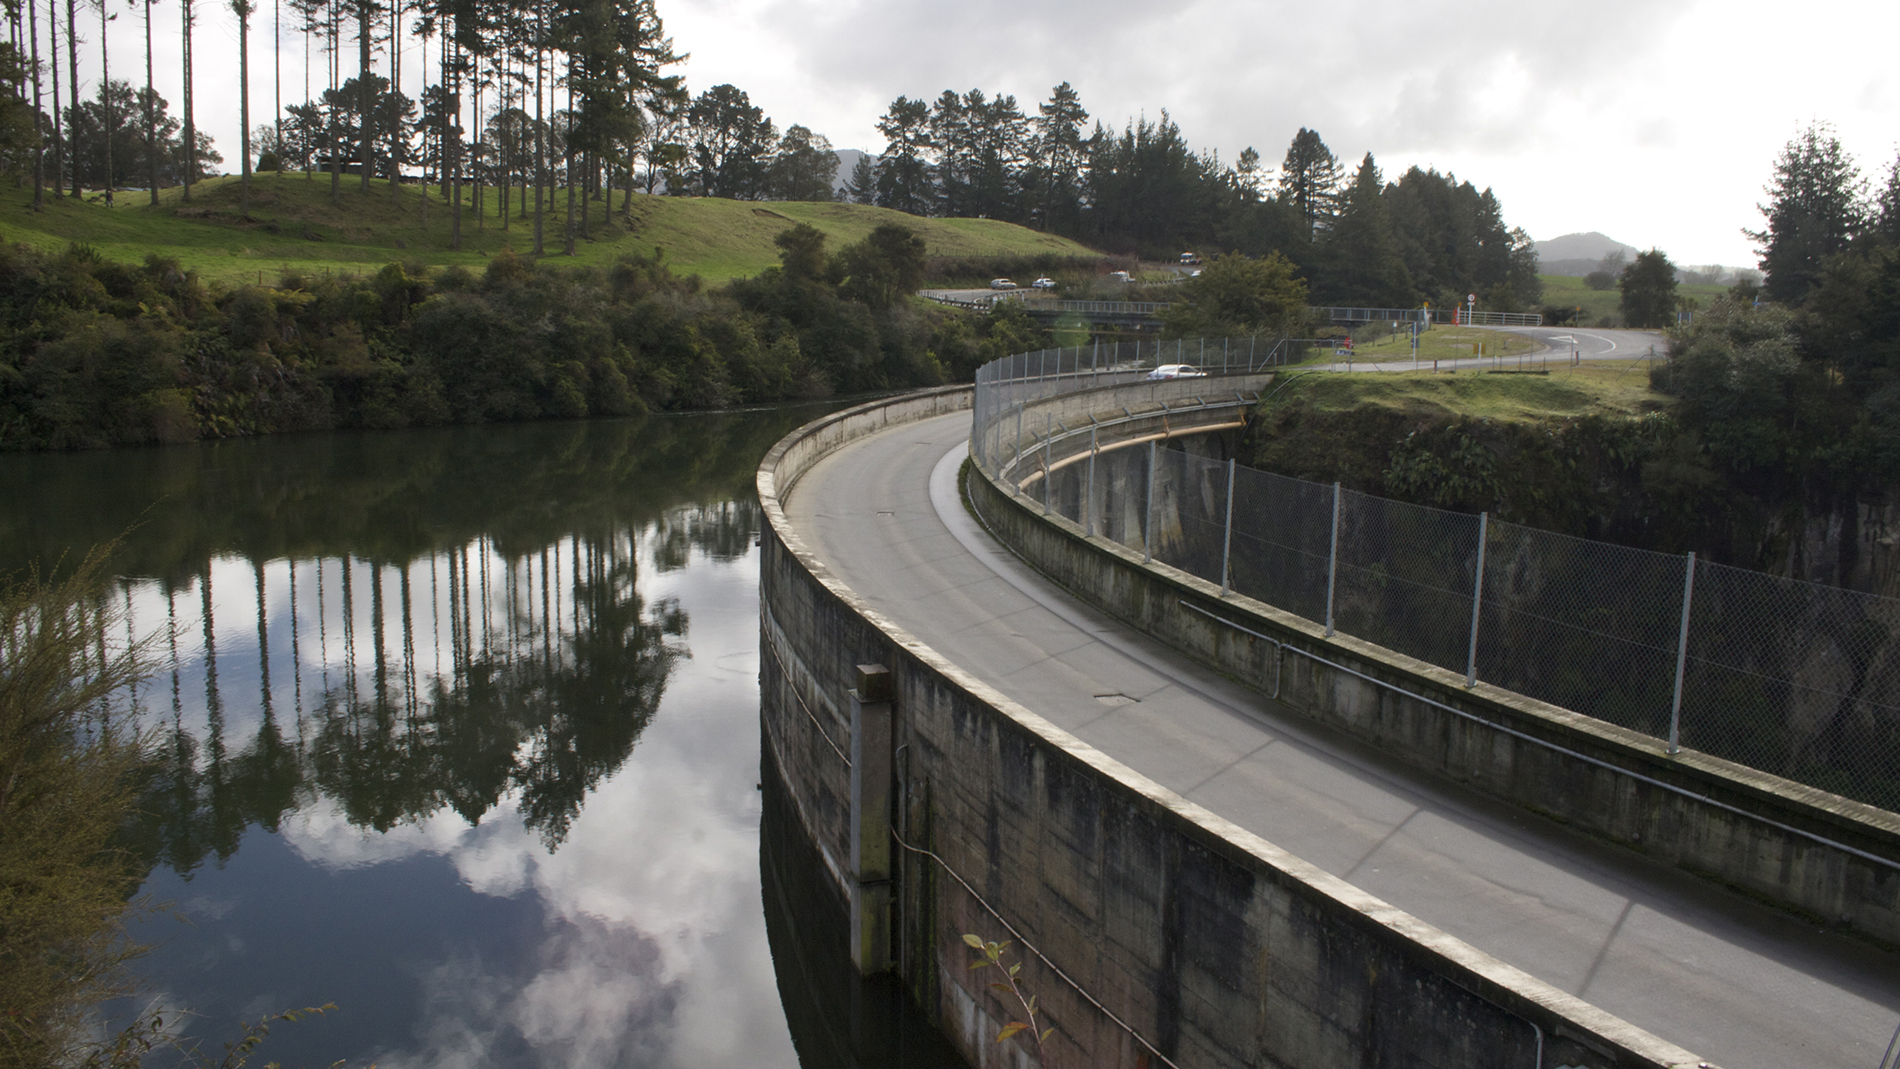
[973,339,1900,816]
[925,293,1542,327]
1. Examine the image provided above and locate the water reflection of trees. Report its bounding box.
[0,407,821,587]
[128,522,716,876]
[6,407,838,876]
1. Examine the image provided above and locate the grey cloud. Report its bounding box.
[693,0,1696,164]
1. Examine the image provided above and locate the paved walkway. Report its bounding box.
[783,411,1900,1069]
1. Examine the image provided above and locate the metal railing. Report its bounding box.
[927,293,1541,328]
[971,342,1900,815]
[971,336,1318,477]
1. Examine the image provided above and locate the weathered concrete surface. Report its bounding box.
[981,372,1275,487]
[758,387,1712,1069]
[968,421,1900,952]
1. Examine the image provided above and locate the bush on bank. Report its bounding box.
[0,224,1046,452]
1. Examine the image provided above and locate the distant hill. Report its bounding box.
[1535,232,1642,276]
[834,149,871,198]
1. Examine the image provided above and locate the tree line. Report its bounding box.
[1646,123,1900,555]
[0,0,1548,308]
[0,222,1044,451]
[1245,124,1900,591]
[852,91,1543,311]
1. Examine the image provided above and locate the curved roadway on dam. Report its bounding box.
[781,410,1900,1069]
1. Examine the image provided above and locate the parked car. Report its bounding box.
[989,278,1017,290]
[1031,277,1057,289]
[1146,364,1207,380]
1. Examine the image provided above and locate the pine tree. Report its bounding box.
[1317,153,1413,306]
[872,95,932,215]
[1748,123,1867,305]
[845,152,875,204]
[1029,81,1087,232]
[1872,152,1900,248]
[1277,127,1340,237]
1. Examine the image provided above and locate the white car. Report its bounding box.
[1146,364,1208,380]
[1031,277,1056,289]
[989,278,1017,290]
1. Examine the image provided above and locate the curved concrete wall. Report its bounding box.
[758,387,1705,1069]
[966,402,1900,951]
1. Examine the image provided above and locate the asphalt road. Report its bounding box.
[1308,325,1668,374]
[782,411,1900,1069]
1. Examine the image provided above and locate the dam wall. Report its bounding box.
[758,386,1706,1069]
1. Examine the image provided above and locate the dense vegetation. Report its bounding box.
[0,222,1044,451]
[856,105,1542,311]
[0,548,151,1066]
[1246,125,1900,591]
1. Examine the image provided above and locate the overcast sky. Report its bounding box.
[79,0,1899,266]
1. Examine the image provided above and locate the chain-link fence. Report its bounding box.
[971,335,1320,474]
[973,346,1900,815]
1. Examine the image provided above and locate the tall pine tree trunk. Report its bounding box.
[49,0,63,198]
[387,0,398,205]
[181,0,194,199]
[235,0,251,217]
[450,37,461,250]
[30,0,44,207]
[99,2,110,204]
[144,0,157,203]
[562,76,573,255]
[327,9,340,205]
[65,0,78,196]
[532,27,543,257]
[357,2,370,194]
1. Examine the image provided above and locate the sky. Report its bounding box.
[68,0,1900,266]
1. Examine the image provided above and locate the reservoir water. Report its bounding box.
[0,409,963,1069]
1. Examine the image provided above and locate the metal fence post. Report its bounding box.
[1014,402,1024,477]
[1668,551,1697,756]
[1086,424,1098,537]
[1219,458,1236,596]
[1324,482,1341,636]
[1465,513,1488,688]
[1042,414,1053,516]
[1144,440,1157,564]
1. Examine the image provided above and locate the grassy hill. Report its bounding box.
[1540,273,1730,327]
[1266,363,1670,423]
[0,173,1100,285]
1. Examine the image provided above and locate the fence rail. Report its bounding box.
[929,293,1541,327]
[972,340,1900,815]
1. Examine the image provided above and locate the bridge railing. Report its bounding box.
[970,335,1316,476]
[971,342,1900,815]
[930,293,1542,327]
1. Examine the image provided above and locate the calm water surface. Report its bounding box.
[1,408,959,1068]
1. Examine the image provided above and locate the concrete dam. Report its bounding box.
[757,344,1900,1069]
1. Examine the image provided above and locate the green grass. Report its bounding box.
[1320,323,1550,364]
[1538,273,1729,327]
[1269,362,1671,423]
[0,173,1100,286]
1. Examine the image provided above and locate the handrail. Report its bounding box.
[923,293,1542,327]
